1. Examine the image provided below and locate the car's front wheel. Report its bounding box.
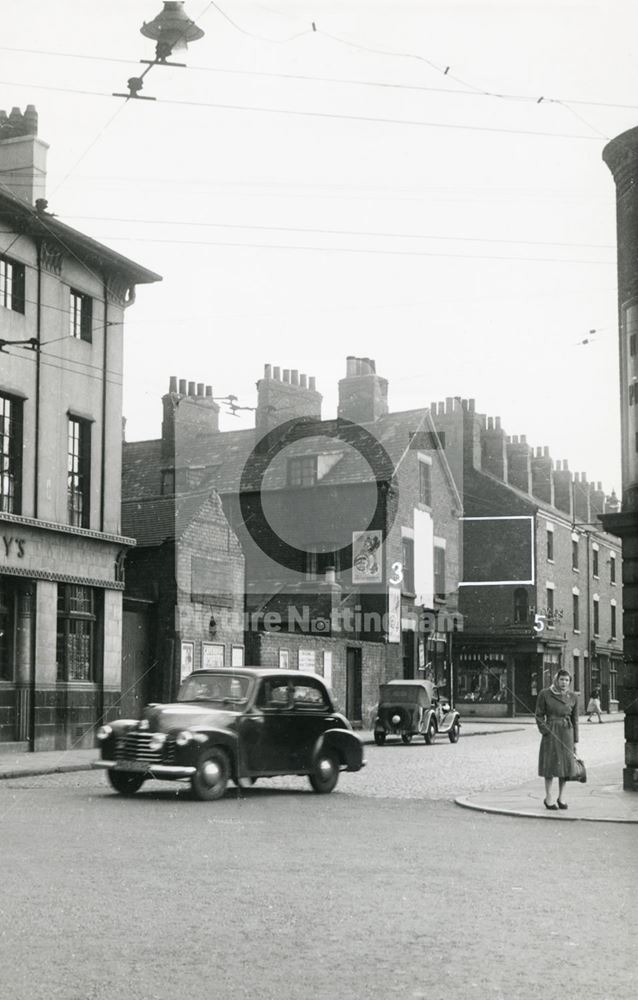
[309,750,340,793]
[191,747,230,801]
[373,731,386,746]
[424,721,437,745]
[401,733,413,745]
[448,721,461,744]
[107,769,145,795]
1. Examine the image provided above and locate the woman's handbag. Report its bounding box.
[567,753,587,783]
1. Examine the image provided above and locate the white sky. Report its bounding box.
[2,0,636,493]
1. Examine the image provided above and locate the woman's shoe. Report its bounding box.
[557,800,568,810]
[544,799,559,810]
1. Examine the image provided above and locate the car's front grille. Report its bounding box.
[115,732,176,765]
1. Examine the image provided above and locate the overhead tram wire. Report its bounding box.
[0,81,607,141]
[61,215,616,251]
[1,44,637,113]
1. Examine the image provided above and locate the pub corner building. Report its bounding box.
[0,106,160,750]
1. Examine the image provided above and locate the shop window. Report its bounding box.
[457,660,508,704]
[56,585,96,682]
[610,662,618,701]
[401,537,415,593]
[513,588,528,624]
[68,416,91,527]
[0,393,23,514]
[0,579,15,681]
[69,289,93,342]
[0,254,25,313]
[419,461,432,506]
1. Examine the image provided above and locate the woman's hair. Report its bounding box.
[555,669,571,680]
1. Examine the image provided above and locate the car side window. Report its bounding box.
[291,680,329,711]
[257,679,291,709]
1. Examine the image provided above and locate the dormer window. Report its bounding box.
[288,456,317,486]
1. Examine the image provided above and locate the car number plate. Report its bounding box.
[115,760,148,772]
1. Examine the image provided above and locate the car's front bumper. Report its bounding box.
[93,760,195,778]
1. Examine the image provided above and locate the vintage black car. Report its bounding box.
[94,668,365,800]
[373,679,461,746]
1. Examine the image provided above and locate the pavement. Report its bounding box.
[1,713,635,823]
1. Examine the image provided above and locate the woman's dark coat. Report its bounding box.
[535,687,579,778]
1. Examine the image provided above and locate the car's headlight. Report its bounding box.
[175,730,194,747]
[149,734,167,751]
[391,714,401,725]
[96,725,112,741]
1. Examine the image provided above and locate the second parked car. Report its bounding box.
[373,679,461,746]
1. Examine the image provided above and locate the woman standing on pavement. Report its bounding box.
[535,669,579,810]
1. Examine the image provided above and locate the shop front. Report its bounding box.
[0,515,131,749]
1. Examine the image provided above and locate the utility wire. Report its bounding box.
[0,43,635,113]
[0,78,605,142]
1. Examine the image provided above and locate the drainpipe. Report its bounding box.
[100,279,108,532]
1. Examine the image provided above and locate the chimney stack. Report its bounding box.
[162,375,220,462]
[255,363,322,434]
[506,435,532,494]
[480,415,508,481]
[337,356,388,424]
[553,460,574,517]
[0,105,48,204]
[531,446,555,505]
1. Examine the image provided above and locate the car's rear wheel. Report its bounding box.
[401,733,413,745]
[107,769,145,795]
[424,721,437,745]
[191,747,230,801]
[374,731,386,746]
[448,721,461,744]
[309,750,340,793]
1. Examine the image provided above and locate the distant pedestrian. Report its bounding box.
[587,687,603,723]
[535,669,579,811]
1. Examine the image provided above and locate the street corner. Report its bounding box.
[455,771,638,824]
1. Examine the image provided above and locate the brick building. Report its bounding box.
[426,400,622,718]
[0,106,159,748]
[122,361,462,725]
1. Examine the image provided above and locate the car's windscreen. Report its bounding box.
[379,686,424,703]
[177,673,252,704]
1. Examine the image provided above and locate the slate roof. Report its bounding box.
[121,492,212,548]
[122,409,436,502]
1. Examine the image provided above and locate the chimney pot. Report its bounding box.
[309,376,316,391]
[283,369,290,383]
[495,416,501,430]
[178,379,187,395]
[197,382,204,396]
[169,375,178,393]
[300,373,307,388]
[188,381,196,396]
[469,399,475,412]
[291,369,299,386]
[205,385,213,397]
[543,446,550,458]
[264,363,272,379]
[346,356,356,376]
[273,366,281,381]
